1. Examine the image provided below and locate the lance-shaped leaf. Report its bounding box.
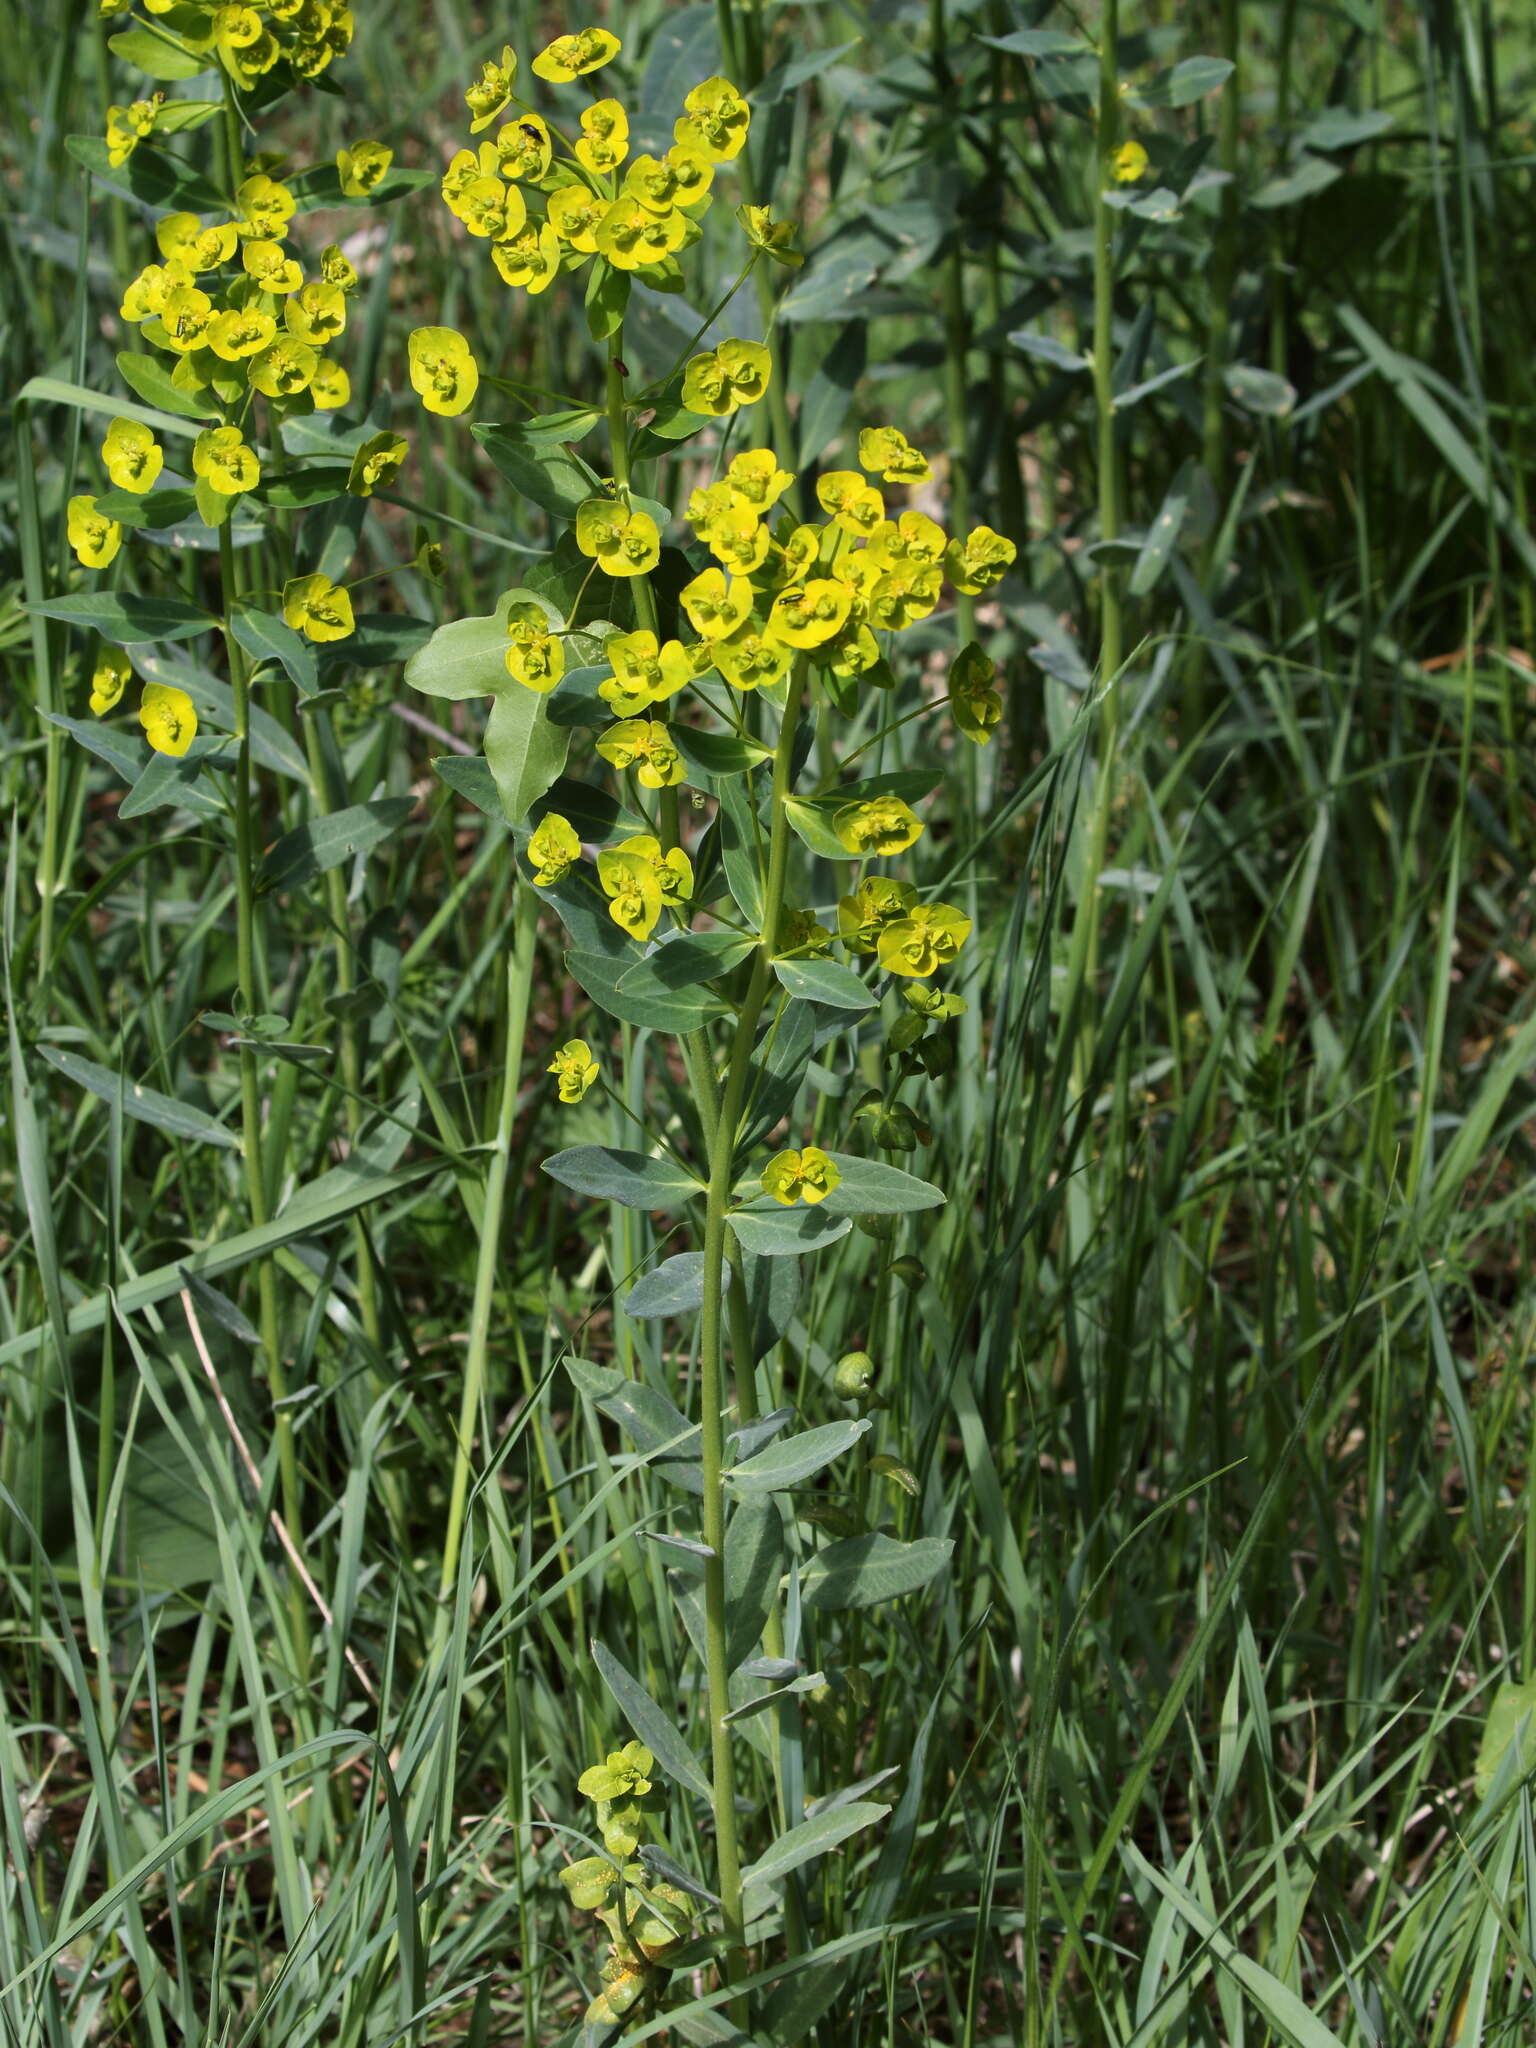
[66,134,225,212]
[115,351,218,421]
[772,958,874,1010]
[228,604,320,697]
[819,1153,945,1216]
[94,486,198,530]
[565,1358,703,1493]
[486,686,569,825]
[568,948,731,1032]
[727,1207,852,1256]
[624,1252,717,1319]
[543,1146,703,1210]
[261,800,414,890]
[39,1047,238,1149]
[473,424,602,521]
[433,755,501,819]
[799,1534,954,1611]
[27,592,213,644]
[618,930,754,997]
[727,1419,870,1492]
[591,1640,714,1801]
[741,1801,890,1896]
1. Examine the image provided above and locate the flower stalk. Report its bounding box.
[436,882,539,1622]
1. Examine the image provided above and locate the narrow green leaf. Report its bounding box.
[38,1047,238,1149]
[1301,107,1395,151]
[1129,460,1193,597]
[591,1639,713,1801]
[741,1802,889,1895]
[486,686,570,826]
[727,1419,870,1492]
[727,1208,852,1256]
[1223,364,1297,418]
[228,604,320,698]
[715,773,766,928]
[1128,55,1234,108]
[93,485,198,529]
[107,27,208,77]
[287,163,435,209]
[724,1497,785,1669]
[20,364,206,433]
[799,1534,954,1611]
[567,948,731,1032]
[783,798,850,862]
[118,745,225,820]
[0,1162,440,1369]
[674,728,772,784]
[623,1251,714,1319]
[617,931,755,994]
[257,465,350,509]
[432,754,501,818]
[1475,1679,1536,1799]
[261,799,414,890]
[1337,302,1536,584]
[1251,153,1341,209]
[795,320,866,466]
[473,423,601,521]
[819,1153,945,1216]
[65,134,224,212]
[27,592,214,644]
[568,1359,704,1494]
[1122,1847,1350,2048]
[40,711,149,787]
[543,1145,703,1210]
[772,958,873,1010]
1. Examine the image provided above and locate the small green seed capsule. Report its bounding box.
[834,1350,876,1399]
[887,1255,926,1289]
[854,1211,897,1241]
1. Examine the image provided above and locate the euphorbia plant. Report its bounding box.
[404,22,1014,2027]
[25,0,430,1645]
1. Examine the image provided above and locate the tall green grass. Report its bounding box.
[4,1,1536,2041]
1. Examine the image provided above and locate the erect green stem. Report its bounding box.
[940,246,976,650]
[1187,0,1241,744]
[1091,0,1122,701]
[696,658,807,2004]
[436,883,538,1620]
[302,719,386,1359]
[606,338,658,638]
[220,525,303,1582]
[1066,0,1124,1082]
[16,412,61,980]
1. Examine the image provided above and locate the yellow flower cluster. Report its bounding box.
[524,810,693,948]
[440,33,764,303]
[562,1741,692,2026]
[761,1146,841,1206]
[510,434,1014,795]
[547,1038,599,1103]
[77,159,382,623]
[109,0,354,120]
[79,643,200,756]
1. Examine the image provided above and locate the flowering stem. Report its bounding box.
[1092,2,1122,699]
[435,881,538,1620]
[696,656,807,2005]
[220,521,304,1652]
[606,338,658,639]
[1067,0,1124,1079]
